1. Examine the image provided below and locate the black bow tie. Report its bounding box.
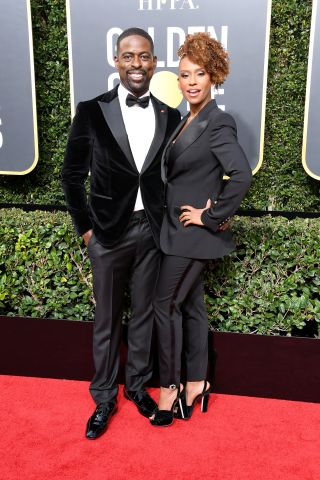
[126,93,150,109]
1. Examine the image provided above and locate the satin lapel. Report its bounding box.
[141,97,168,174]
[98,98,137,172]
[161,116,188,182]
[172,116,209,160]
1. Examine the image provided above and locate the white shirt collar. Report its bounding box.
[118,82,150,104]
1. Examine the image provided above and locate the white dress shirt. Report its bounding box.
[118,83,156,211]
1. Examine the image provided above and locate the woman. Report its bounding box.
[150,32,252,427]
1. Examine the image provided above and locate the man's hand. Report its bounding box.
[179,199,211,227]
[82,229,93,246]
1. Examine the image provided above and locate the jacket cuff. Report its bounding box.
[201,209,220,232]
[71,214,93,237]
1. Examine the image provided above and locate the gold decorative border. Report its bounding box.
[0,0,39,175]
[252,0,272,175]
[66,0,76,119]
[302,0,320,180]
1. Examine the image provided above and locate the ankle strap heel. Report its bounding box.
[183,380,212,419]
[201,391,210,413]
[200,380,211,413]
[150,387,185,427]
[178,395,186,419]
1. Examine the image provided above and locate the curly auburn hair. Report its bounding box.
[177,32,229,86]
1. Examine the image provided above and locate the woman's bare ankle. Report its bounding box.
[185,380,209,406]
[158,386,178,411]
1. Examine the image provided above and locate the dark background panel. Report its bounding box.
[68,0,270,172]
[1,316,319,403]
[0,0,37,174]
[304,0,320,179]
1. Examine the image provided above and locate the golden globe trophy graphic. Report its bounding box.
[150,71,183,108]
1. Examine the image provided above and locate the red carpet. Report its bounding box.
[1,375,319,480]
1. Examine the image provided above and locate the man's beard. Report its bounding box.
[126,70,149,96]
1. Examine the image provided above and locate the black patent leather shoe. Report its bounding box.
[85,402,117,440]
[124,388,157,418]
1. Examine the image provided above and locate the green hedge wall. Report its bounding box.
[1,209,319,336]
[0,0,319,210]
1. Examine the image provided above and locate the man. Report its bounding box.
[61,28,181,439]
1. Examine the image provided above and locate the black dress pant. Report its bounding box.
[87,212,160,404]
[153,255,208,388]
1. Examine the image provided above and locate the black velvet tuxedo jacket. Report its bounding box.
[61,85,181,247]
[160,99,252,260]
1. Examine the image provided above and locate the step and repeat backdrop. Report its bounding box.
[0,0,38,175]
[66,0,271,174]
[0,0,318,180]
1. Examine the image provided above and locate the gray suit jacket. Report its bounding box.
[160,99,252,259]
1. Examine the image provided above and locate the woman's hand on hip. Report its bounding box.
[179,199,211,227]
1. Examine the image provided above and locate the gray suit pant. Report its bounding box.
[87,214,160,404]
[153,255,208,388]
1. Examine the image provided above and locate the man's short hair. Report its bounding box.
[116,28,154,54]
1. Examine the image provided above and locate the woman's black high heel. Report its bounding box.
[187,380,211,418]
[173,388,187,420]
[150,387,185,427]
[175,381,211,420]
